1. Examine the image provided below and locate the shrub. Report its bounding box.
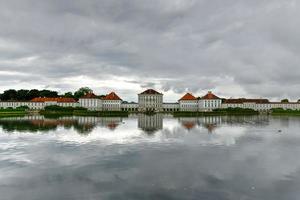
[214,107,257,112]
[44,105,87,112]
[16,106,30,110]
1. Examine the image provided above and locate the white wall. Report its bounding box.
[179,100,198,111]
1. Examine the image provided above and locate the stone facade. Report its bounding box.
[138,89,163,112]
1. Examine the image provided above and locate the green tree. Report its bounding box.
[1,89,17,100]
[281,99,289,103]
[16,89,29,100]
[26,89,40,100]
[74,87,93,98]
[39,90,58,97]
[63,92,74,98]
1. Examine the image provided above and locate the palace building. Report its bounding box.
[102,92,122,111]
[199,91,222,111]
[1,88,300,112]
[79,93,101,111]
[138,89,163,112]
[179,93,198,112]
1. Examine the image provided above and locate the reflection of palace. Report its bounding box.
[178,116,223,132]
[0,116,123,134]
[177,115,270,132]
[0,115,272,134]
[77,116,122,130]
[138,114,163,134]
[179,117,198,130]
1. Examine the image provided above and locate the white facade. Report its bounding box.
[121,103,138,112]
[222,102,300,111]
[198,92,222,111]
[79,92,122,111]
[163,103,179,112]
[138,89,163,112]
[199,99,222,111]
[0,100,79,110]
[102,100,122,111]
[79,98,102,111]
[179,100,198,111]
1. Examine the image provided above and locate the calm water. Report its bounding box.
[1,114,300,200]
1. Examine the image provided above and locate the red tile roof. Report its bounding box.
[30,97,77,103]
[140,89,162,95]
[81,92,98,99]
[202,91,220,100]
[179,93,197,101]
[103,92,122,101]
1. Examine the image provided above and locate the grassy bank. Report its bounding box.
[0,107,28,117]
[40,105,129,117]
[73,110,129,117]
[271,108,300,116]
[173,108,259,117]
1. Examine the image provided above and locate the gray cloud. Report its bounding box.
[0,0,299,101]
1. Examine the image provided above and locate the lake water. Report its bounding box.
[1,114,300,200]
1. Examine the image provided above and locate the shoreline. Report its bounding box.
[2,109,300,118]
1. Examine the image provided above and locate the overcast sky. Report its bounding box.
[0,0,299,101]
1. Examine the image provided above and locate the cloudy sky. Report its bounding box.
[0,0,299,101]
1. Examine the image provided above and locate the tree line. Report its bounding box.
[0,87,96,101]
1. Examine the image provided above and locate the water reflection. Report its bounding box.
[1,114,300,199]
[0,114,272,134]
[138,113,163,134]
[0,115,123,134]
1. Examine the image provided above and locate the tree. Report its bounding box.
[26,89,40,100]
[39,90,58,97]
[281,99,289,103]
[298,99,300,103]
[16,89,29,101]
[63,92,74,98]
[1,89,17,100]
[74,87,93,98]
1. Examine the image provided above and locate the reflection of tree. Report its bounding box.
[73,123,96,135]
[203,124,217,133]
[138,114,163,134]
[99,117,121,131]
[0,117,102,134]
[0,120,57,133]
[0,116,122,134]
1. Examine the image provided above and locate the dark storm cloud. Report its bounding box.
[0,0,299,100]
